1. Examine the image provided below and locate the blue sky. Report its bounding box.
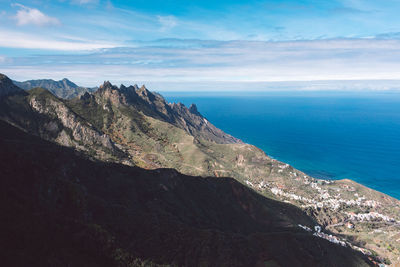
[1,0,400,88]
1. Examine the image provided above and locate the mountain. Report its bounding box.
[0,73,399,265]
[0,73,23,97]
[94,82,241,144]
[0,119,373,267]
[13,78,97,99]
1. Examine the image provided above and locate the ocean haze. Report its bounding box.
[164,90,400,199]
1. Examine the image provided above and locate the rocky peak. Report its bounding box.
[169,100,241,144]
[79,92,95,102]
[136,85,149,95]
[119,84,141,103]
[136,85,156,103]
[189,104,201,116]
[170,102,185,109]
[99,81,114,90]
[120,84,137,94]
[61,78,77,88]
[97,81,121,97]
[138,84,148,92]
[125,85,138,92]
[89,79,240,144]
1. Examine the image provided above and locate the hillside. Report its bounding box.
[0,74,23,97]
[0,120,374,266]
[0,73,399,265]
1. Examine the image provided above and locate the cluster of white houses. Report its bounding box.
[297,224,347,247]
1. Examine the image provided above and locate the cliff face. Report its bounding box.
[94,81,241,144]
[170,102,240,144]
[0,85,128,163]
[0,120,372,267]
[0,73,399,265]
[29,92,114,150]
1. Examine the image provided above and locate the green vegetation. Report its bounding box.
[1,74,399,265]
[0,120,373,266]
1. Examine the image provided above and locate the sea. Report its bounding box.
[163,91,400,200]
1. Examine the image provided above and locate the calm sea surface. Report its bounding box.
[163,91,400,199]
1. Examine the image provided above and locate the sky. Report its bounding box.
[1,0,400,89]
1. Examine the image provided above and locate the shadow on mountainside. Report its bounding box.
[0,119,372,267]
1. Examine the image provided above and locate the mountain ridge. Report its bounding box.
[13,78,97,99]
[0,73,399,265]
[0,119,374,266]
[0,74,23,97]
[94,80,241,144]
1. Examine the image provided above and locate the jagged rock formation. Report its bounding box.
[0,73,399,265]
[29,89,115,151]
[0,82,128,163]
[95,81,241,144]
[0,120,373,267]
[13,78,96,99]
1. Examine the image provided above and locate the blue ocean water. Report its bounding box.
[163,91,400,199]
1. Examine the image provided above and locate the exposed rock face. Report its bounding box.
[97,81,129,106]
[95,81,241,144]
[170,101,240,144]
[0,82,127,163]
[0,74,23,97]
[29,95,114,150]
[189,103,201,116]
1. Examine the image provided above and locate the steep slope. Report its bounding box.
[65,82,400,265]
[0,120,373,267]
[95,82,241,144]
[0,73,23,97]
[0,73,398,264]
[13,78,96,99]
[0,84,128,163]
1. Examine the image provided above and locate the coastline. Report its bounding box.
[163,92,400,200]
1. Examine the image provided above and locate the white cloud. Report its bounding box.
[0,30,118,50]
[0,56,6,63]
[157,15,178,31]
[3,38,400,85]
[12,4,60,26]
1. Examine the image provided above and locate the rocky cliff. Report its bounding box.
[94,81,241,144]
[0,83,128,163]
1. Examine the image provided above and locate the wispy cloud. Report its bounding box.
[157,15,178,32]
[3,38,400,85]
[71,0,99,5]
[12,4,60,26]
[0,29,118,50]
